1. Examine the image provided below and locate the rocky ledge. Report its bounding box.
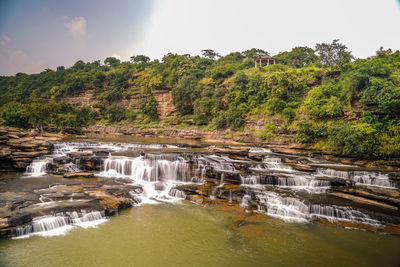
[0,175,139,238]
[0,127,62,171]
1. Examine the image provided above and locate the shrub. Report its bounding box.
[140,94,158,120]
[296,120,327,143]
[327,122,378,157]
[105,105,126,123]
[260,123,277,140]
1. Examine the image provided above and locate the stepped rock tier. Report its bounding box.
[1,139,400,239]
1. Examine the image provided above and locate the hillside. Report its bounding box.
[0,42,399,159]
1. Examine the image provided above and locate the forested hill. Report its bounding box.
[0,41,399,158]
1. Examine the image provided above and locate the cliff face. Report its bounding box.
[152,89,176,117]
[59,88,177,118]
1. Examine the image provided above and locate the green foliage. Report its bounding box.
[327,122,378,157]
[259,123,277,140]
[0,44,399,158]
[140,94,158,120]
[0,102,28,128]
[296,121,327,143]
[105,105,126,123]
[104,57,121,67]
[315,39,353,66]
[172,74,202,115]
[275,46,318,68]
[303,83,343,119]
[214,107,245,130]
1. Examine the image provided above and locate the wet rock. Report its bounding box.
[247,153,264,161]
[53,156,71,165]
[63,172,94,179]
[0,126,61,171]
[8,212,32,227]
[209,147,250,156]
[87,190,132,215]
[286,163,316,172]
[154,183,166,191]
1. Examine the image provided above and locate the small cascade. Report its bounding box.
[257,192,309,222]
[316,168,396,189]
[260,156,295,173]
[14,211,107,238]
[256,192,380,226]
[228,190,233,203]
[241,174,330,193]
[352,171,395,188]
[168,188,186,199]
[240,194,252,207]
[100,155,191,182]
[316,168,350,179]
[310,205,380,226]
[26,160,49,177]
[197,155,236,173]
[99,154,198,204]
[220,173,225,184]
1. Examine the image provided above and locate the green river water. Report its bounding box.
[1,202,400,267]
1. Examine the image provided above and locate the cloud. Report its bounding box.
[0,35,11,46]
[0,50,45,76]
[64,16,87,37]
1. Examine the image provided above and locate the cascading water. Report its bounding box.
[316,168,397,189]
[14,211,107,238]
[26,160,49,177]
[256,192,380,226]
[98,153,202,204]
[20,140,399,233]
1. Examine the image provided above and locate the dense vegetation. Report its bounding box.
[0,40,399,158]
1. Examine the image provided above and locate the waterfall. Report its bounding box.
[316,168,396,189]
[98,154,197,204]
[241,174,330,193]
[256,192,380,226]
[99,155,191,182]
[168,189,186,199]
[26,160,49,177]
[257,192,310,222]
[352,171,395,188]
[14,211,107,238]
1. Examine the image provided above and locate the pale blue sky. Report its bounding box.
[1,0,400,76]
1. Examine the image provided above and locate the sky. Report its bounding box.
[0,0,400,76]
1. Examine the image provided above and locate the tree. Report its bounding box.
[104,57,121,67]
[242,48,270,60]
[131,55,150,64]
[201,49,220,60]
[140,94,159,120]
[275,46,318,68]
[172,74,202,115]
[315,39,353,66]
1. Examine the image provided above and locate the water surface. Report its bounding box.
[1,203,399,267]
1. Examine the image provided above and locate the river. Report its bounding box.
[0,138,400,266]
[1,203,400,267]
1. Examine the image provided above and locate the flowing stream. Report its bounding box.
[1,139,400,266]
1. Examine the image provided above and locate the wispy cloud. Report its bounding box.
[0,35,11,46]
[64,16,87,37]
